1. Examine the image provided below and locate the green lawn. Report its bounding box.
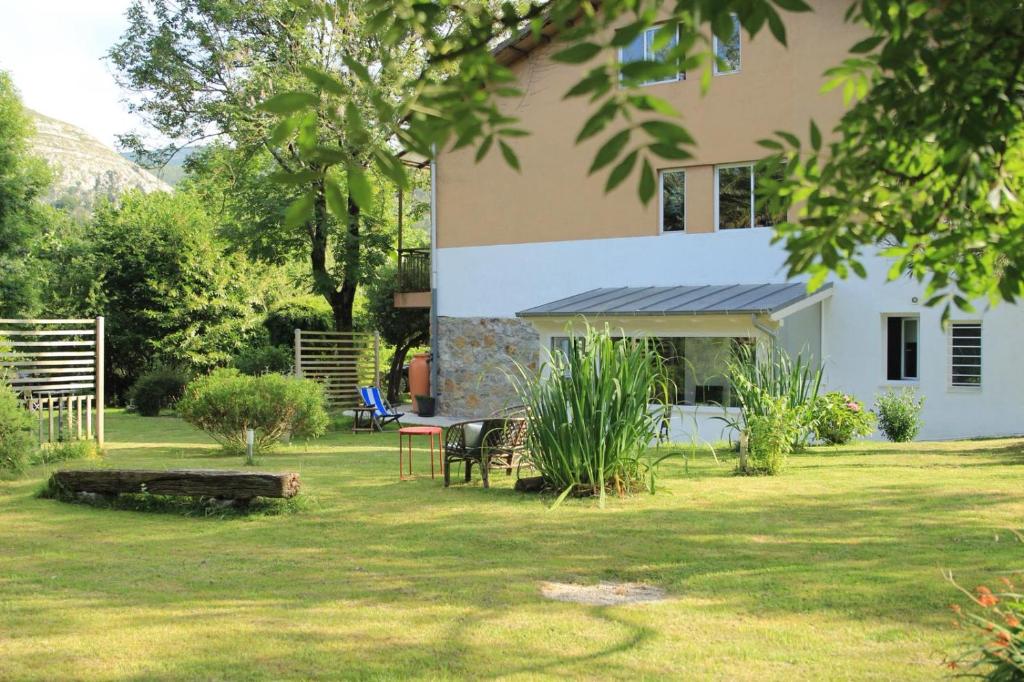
[1,412,1021,680]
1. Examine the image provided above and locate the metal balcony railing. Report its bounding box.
[397,248,430,293]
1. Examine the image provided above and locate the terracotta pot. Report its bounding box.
[408,353,431,413]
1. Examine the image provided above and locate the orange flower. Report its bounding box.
[977,586,999,608]
[950,604,962,614]
[995,631,1012,647]
[1006,614,1021,628]
[1000,577,1015,589]
[946,660,959,670]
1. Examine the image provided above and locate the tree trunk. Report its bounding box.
[306,179,358,332]
[50,469,301,499]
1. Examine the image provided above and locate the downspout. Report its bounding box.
[429,151,439,405]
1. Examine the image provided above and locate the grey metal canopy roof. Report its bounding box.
[516,283,833,318]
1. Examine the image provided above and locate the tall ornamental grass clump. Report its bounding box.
[177,369,328,456]
[513,325,672,507]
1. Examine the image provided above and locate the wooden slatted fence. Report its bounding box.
[0,317,104,446]
[294,330,379,409]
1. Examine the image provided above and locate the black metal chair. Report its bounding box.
[443,417,528,488]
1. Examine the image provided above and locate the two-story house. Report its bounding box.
[401,2,1024,442]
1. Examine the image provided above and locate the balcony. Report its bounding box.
[395,247,431,308]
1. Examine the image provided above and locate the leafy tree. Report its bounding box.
[109,0,420,330]
[0,70,51,316]
[89,191,266,398]
[364,266,429,403]
[265,0,1024,316]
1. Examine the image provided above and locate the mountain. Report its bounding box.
[121,145,202,187]
[27,110,171,216]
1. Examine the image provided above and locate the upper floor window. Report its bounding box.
[619,24,683,86]
[950,322,982,387]
[660,169,686,232]
[713,14,741,74]
[886,316,919,381]
[715,163,785,230]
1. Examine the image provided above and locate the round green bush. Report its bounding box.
[129,368,189,417]
[874,388,924,442]
[812,392,876,445]
[264,297,333,347]
[233,344,293,376]
[177,369,328,455]
[0,380,35,473]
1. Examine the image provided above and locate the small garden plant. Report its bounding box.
[513,324,673,507]
[947,572,1024,677]
[875,388,924,442]
[745,395,799,475]
[0,378,34,474]
[812,392,875,445]
[177,368,328,457]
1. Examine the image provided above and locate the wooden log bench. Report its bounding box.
[49,469,301,501]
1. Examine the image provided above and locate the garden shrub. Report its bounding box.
[875,388,924,442]
[512,324,673,507]
[744,395,799,475]
[232,344,293,375]
[264,296,333,347]
[30,439,102,466]
[128,367,189,417]
[177,369,328,455]
[0,380,34,474]
[812,392,875,445]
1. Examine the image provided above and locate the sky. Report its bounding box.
[0,0,155,148]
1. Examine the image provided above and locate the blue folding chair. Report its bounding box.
[358,386,404,430]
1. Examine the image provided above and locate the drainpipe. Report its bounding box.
[429,152,439,406]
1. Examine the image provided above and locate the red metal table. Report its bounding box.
[397,426,443,480]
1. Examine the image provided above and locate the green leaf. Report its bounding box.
[809,121,822,151]
[638,158,656,205]
[499,140,520,171]
[589,129,631,174]
[640,120,694,145]
[300,66,345,95]
[342,55,372,84]
[649,143,692,160]
[261,92,319,114]
[284,193,314,228]
[475,135,493,162]
[849,35,884,53]
[346,163,374,211]
[552,42,602,64]
[773,0,812,11]
[324,177,347,219]
[605,150,638,192]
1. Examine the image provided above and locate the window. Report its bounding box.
[715,164,785,230]
[660,170,686,232]
[619,24,683,86]
[886,316,919,381]
[653,337,753,406]
[950,323,982,387]
[713,14,741,74]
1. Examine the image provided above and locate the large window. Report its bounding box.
[713,14,741,75]
[660,169,686,232]
[886,316,919,381]
[950,322,982,387]
[619,24,683,86]
[654,337,753,406]
[550,335,751,406]
[716,164,786,230]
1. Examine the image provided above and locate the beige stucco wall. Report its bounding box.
[437,2,865,248]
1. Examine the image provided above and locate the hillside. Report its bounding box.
[28,110,171,216]
[121,145,201,186]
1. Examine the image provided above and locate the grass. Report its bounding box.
[0,411,1022,680]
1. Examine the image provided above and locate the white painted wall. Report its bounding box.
[436,231,1024,441]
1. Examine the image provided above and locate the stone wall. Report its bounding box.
[436,317,539,416]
